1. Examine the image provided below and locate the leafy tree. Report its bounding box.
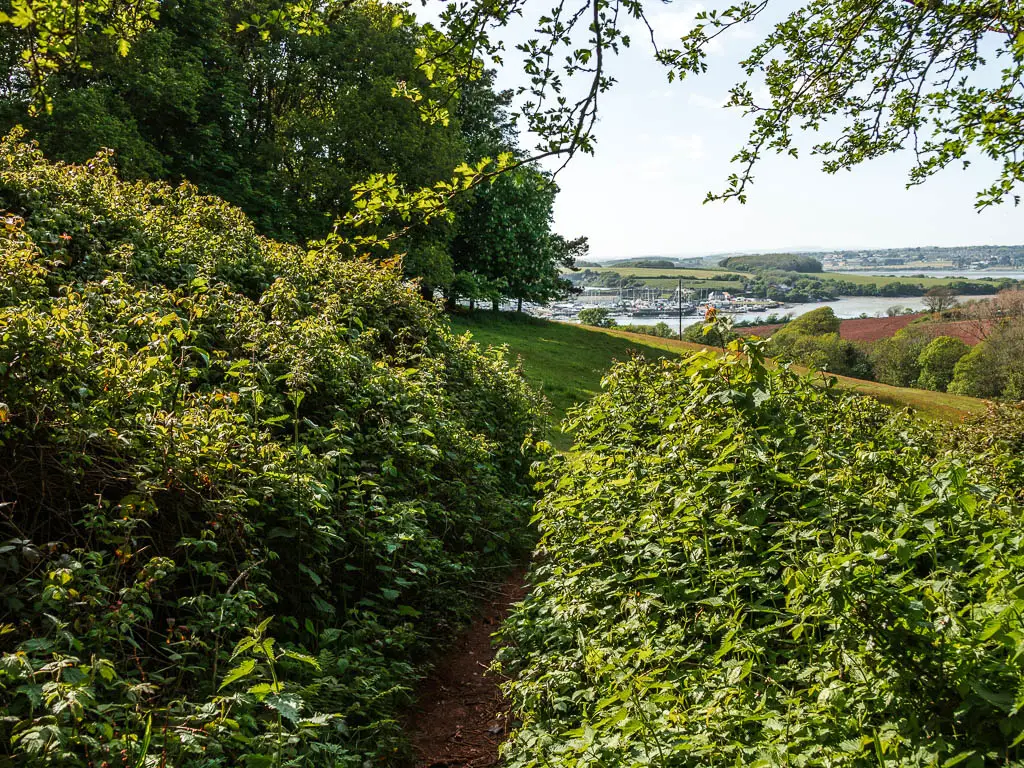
[916,336,970,392]
[577,307,616,328]
[7,0,1024,216]
[773,306,841,338]
[618,321,678,339]
[870,327,931,388]
[949,319,1024,399]
[720,254,823,273]
[669,2,1024,208]
[0,1,466,262]
[949,341,1004,398]
[923,287,959,313]
[449,166,581,310]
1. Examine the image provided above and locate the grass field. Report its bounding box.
[450,311,986,447]
[449,311,690,446]
[819,271,1012,288]
[588,266,752,279]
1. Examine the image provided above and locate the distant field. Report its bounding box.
[589,266,752,279]
[450,312,986,448]
[744,313,991,345]
[819,271,1010,288]
[639,277,745,291]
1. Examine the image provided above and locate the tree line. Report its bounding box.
[0,0,584,309]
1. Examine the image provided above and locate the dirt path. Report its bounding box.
[406,569,528,768]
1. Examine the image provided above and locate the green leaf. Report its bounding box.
[219,659,256,691]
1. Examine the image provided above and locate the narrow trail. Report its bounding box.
[406,569,528,768]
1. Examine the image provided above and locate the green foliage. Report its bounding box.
[617,321,678,339]
[672,2,1024,207]
[449,166,582,307]
[682,318,737,348]
[0,135,544,766]
[608,258,677,269]
[950,342,1005,399]
[499,331,1024,767]
[769,308,872,378]
[720,253,823,272]
[774,306,841,337]
[0,0,463,250]
[949,321,1024,400]
[577,307,617,328]
[870,328,932,388]
[917,336,970,392]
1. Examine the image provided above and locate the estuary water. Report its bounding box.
[582,295,966,330]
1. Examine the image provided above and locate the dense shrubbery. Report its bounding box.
[767,307,873,378]
[949,320,1024,399]
[616,322,679,339]
[498,332,1024,767]
[0,134,544,766]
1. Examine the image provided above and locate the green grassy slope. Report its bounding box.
[450,312,987,446]
[820,271,1013,288]
[448,312,691,446]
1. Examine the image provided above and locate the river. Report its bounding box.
[577,295,968,330]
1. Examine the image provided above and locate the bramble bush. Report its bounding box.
[498,329,1024,768]
[0,131,545,766]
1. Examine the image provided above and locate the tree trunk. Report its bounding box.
[517,298,523,313]
[492,298,499,312]
[469,298,475,311]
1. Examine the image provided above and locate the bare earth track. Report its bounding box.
[406,570,528,768]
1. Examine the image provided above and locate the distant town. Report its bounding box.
[817,245,1024,270]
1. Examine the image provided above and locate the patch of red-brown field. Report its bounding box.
[743,313,992,345]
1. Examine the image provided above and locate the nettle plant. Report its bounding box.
[498,328,1024,768]
[0,132,545,766]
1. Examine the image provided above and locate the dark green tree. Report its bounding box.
[916,336,970,392]
[449,166,582,310]
[577,307,617,328]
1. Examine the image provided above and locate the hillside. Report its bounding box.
[746,313,992,345]
[450,313,987,439]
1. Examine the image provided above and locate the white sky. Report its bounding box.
[427,0,1023,261]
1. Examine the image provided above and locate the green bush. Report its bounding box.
[577,307,617,328]
[498,333,1024,768]
[773,306,841,337]
[769,309,872,378]
[916,335,970,391]
[617,322,678,339]
[0,133,545,766]
[870,327,931,387]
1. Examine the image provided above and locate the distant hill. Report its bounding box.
[721,254,824,273]
[606,257,679,269]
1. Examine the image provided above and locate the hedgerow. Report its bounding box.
[498,333,1024,767]
[0,130,545,766]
